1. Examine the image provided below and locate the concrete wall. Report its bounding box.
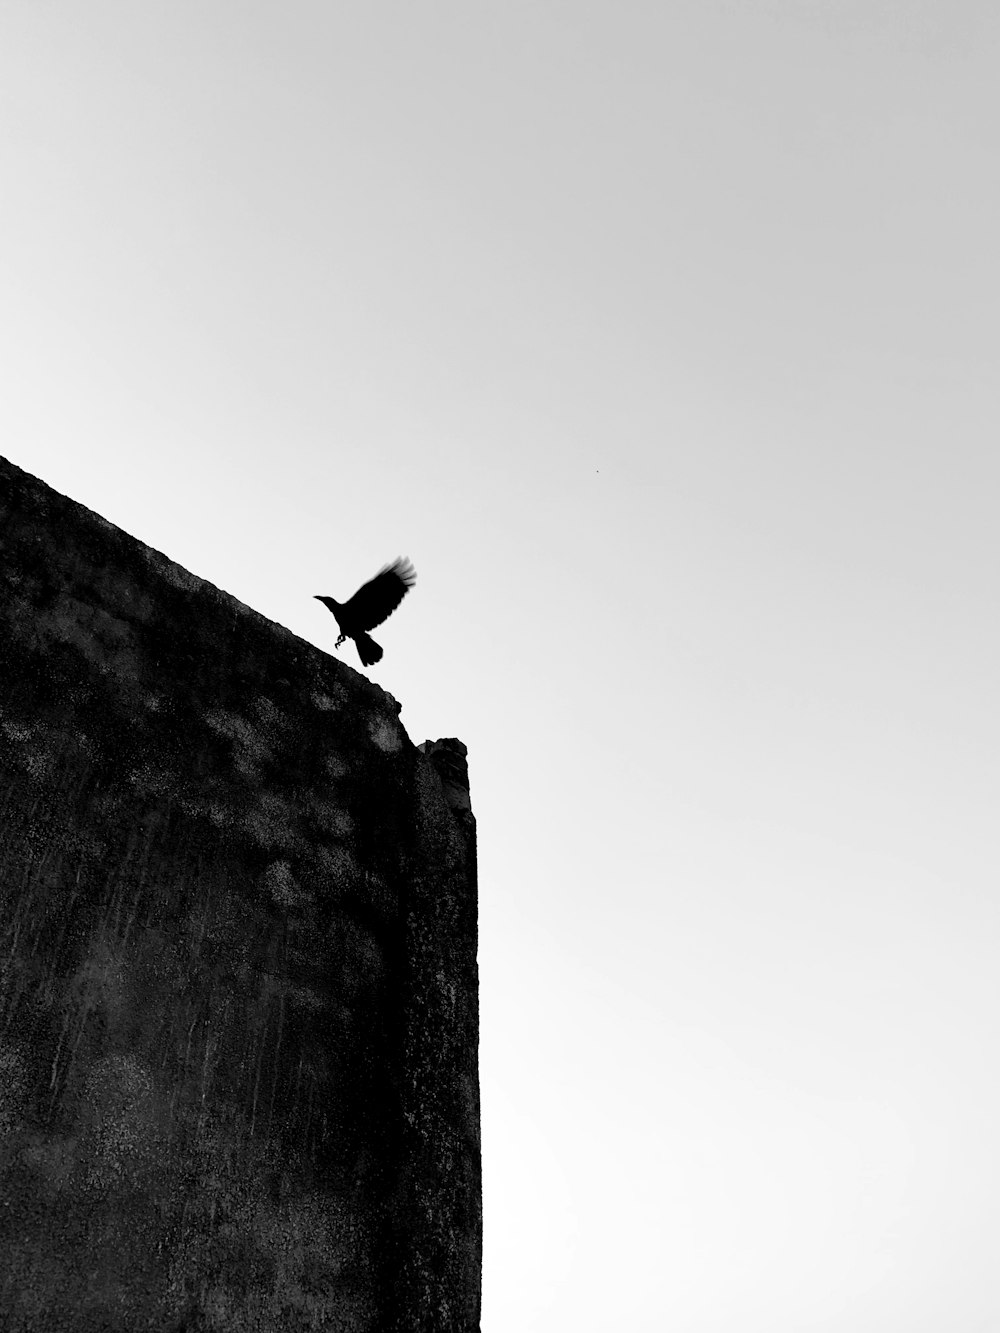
[0,457,480,1331]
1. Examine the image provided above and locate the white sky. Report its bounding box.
[2,3,999,1328]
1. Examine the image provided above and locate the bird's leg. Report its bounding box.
[334,634,346,649]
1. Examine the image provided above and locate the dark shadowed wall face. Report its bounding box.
[0,457,480,1333]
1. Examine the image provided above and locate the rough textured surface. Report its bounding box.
[0,456,480,1331]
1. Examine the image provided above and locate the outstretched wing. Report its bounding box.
[342,557,417,631]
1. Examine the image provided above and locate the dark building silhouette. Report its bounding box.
[0,457,480,1332]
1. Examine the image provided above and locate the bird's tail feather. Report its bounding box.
[355,633,383,666]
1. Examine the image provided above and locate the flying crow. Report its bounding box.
[314,557,416,665]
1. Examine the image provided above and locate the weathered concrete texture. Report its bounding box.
[0,457,480,1331]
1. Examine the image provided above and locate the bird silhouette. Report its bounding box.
[314,557,416,665]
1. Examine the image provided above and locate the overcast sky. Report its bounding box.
[2,3,999,1329]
